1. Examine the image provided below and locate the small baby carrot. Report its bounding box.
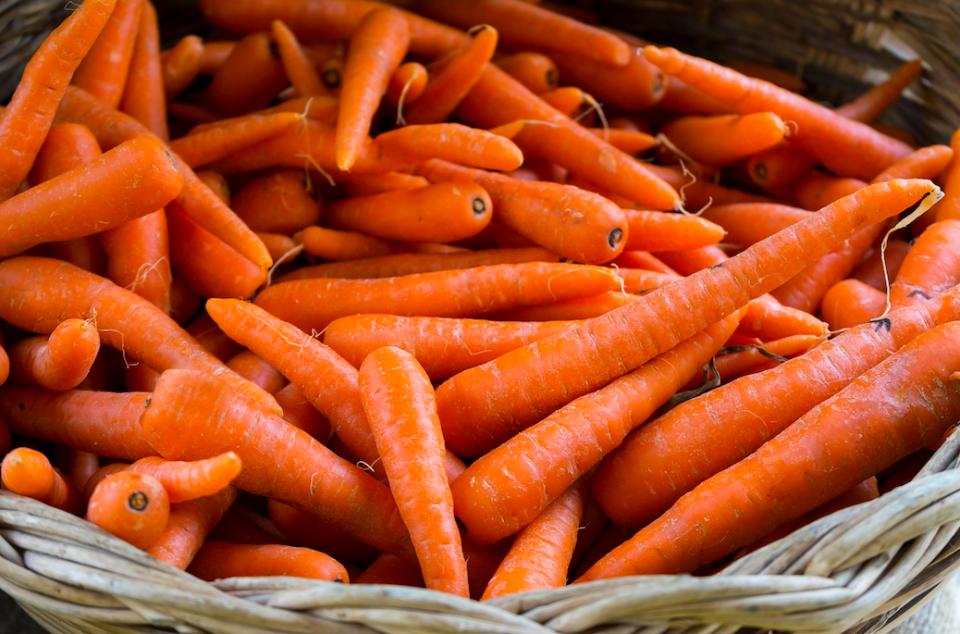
[738,297,828,341]
[621,209,725,252]
[256,232,299,263]
[8,319,100,392]
[202,32,287,116]
[161,35,205,100]
[232,169,322,235]
[540,86,591,119]
[145,486,239,570]
[188,542,349,582]
[87,472,170,548]
[386,63,429,123]
[1,447,81,514]
[271,20,328,97]
[586,128,659,155]
[494,53,559,95]
[198,41,235,75]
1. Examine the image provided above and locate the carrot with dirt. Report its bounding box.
[821,279,886,331]
[1,447,81,514]
[434,180,940,458]
[169,113,305,168]
[701,203,811,247]
[580,318,960,580]
[120,1,168,141]
[336,7,409,171]
[0,0,115,202]
[72,0,142,108]
[86,471,169,548]
[643,46,913,180]
[591,284,960,530]
[255,263,624,332]
[161,35,205,100]
[188,542,349,582]
[324,182,493,244]
[414,159,627,264]
[8,319,100,392]
[494,53,559,95]
[481,478,589,600]
[145,486,238,569]
[232,169,321,235]
[450,314,740,544]
[141,368,416,561]
[226,351,287,395]
[660,113,787,167]
[359,347,469,596]
[271,20,330,97]
[124,454,243,504]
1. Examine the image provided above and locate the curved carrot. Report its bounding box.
[232,169,322,235]
[701,203,811,247]
[581,319,960,579]
[271,20,328,97]
[127,453,243,504]
[324,315,580,380]
[256,232,298,263]
[189,542,348,582]
[8,319,100,392]
[226,351,287,395]
[268,499,380,567]
[821,279,886,331]
[1,447,81,514]
[336,7,409,171]
[203,32,288,117]
[141,368,415,561]
[198,41,236,75]
[120,1,168,141]
[72,0,142,108]
[481,478,588,600]
[324,182,492,244]
[359,347,468,596]
[451,313,739,544]
[890,220,960,309]
[254,263,624,332]
[494,53,559,95]
[87,472,170,548]
[296,226,397,262]
[0,0,115,202]
[145,486,238,569]
[660,113,786,167]
[386,62,429,107]
[161,35,205,100]
[435,180,940,458]
[170,113,305,168]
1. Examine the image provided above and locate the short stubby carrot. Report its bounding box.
[71,0,142,109]
[434,180,940,458]
[188,542,349,582]
[232,169,322,235]
[86,472,170,549]
[254,263,624,333]
[580,319,960,579]
[145,486,239,569]
[141,369,415,561]
[890,220,960,309]
[660,113,787,167]
[359,347,469,596]
[1,447,81,514]
[386,62,429,109]
[325,315,581,380]
[127,453,243,504]
[324,182,493,244]
[821,279,886,331]
[8,319,100,392]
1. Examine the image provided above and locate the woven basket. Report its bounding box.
[3,1,960,633]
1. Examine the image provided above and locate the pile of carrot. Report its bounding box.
[1,0,959,602]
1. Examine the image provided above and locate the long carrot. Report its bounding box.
[271,20,329,97]
[255,263,623,333]
[72,0,142,109]
[0,0,115,202]
[359,347,468,596]
[141,368,415,561]
[145,486,239,569]
[1,447,81,514]
[126,453,243,504]
[161,35,205,100]
[8,319,100,392]
[120,1,168,141]
[591,284,960,530]
[481,477,589,600]
[434,180,940,458]
[643,47,913,180]
[821,279,886,331]
[170,113,305,168]
[188,542,349,582]
[580,318,960,579]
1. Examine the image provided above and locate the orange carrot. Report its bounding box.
[569,498,610,575]
[268,499,380,567]
[8,319,99,392]
[232,169,322,235]
[226,351,287,395]
[890,220,960,309]
[188,542,348,582]
[274,383,333,443]
[120,1,168,141]
[821,279,886,331]
[540,87,591,118]
[145,486,239,569]
[207,502,289,545]
[701,203,811,247]
[161,35,205,100]
[494,53,559,95]
[781,171,866,211]
[72,0,142,108]
[336,7,409,171]
[0,0,116,202]
[296,226,397,262]
[126,453,242,504]
[166,102,220,125]
[198,41,235,75]
[87,471,169,548]
[54,445,100,492]
[853,239,911,291]
[727,61,807,92]
[585,128,659,155]
[489,291,637,322]
[386,62,429,108]
[343,172,430,197]
[612,251,679,276]
[659,76,735,116]
[186,311,242,362]
[435,180,939,458]
[319,57,344,91]
[709,333,823,384]
[660,113,786,167]
[356,554,425,587]
[1,447,81,514]
[937,130,960,222]
[621,209,725,252]
[170,112,305,168]
[202,32,287,116]
[373,123,524,172]
[737,297,828,341]
[256,232,299,264]
[359,347,468,596]
[481,478,588,599]
[271,20,329,97]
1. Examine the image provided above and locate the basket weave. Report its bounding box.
[3,1,960,633]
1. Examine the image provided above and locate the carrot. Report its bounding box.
[141,369,415,561]
[230,169,322,235]
[612,251,679,276]
[653,244,728,275]
[359,347,468,596]
[274,383,333,443]
[226,351,287,395]
[207,502,289,545]
[284,246,558,281]
[1,447,81,514]
[646,163,773,210]
[737,297,828,341]
[336,7,409,171]
[590,285,960,530]
[166,102,220,125]
[54,445,100,492]
[0,257,279,415]
[494,53,559,95]
[781,172,866,211]
[0,0,116,202]
[658,76,735,116]
[569,498,610,576]
[202,32,287,116]
[540,87,591,119]
[72,0,142,108]
[357,555,425,587]
[125,453,242,504]
[386,62,429,108]
[660,113,787,167]
[489,291,637,322]
[254,263,624,332]
[271,20,329,97]
[166,204,268,300]
[87,472,169,548]
[268,500,380,567]
[8,319,99,392]
[169,113,305,168]
[821,279,886,331]
[319,57,344,91]
[586,128,659,155]
[198,41,235,75]
[0,136,181,259]
[852,239,911,291]
[161,35,205,100]
[120,1,168,141]
[296,226,397,262]
[420,0,628,65]
[324,182,492,244]
[621,209,725,252]
[403,26,498,126]
[56,86,273,269]
[343,172,430,197]
[580,319,960,579]
[256,233,299,264]
[434,180,940,458]
[373,124,524,172]
[890,220,960,309]
[145,486,239,569]
[937,130,960,222]
[189,542,348,582]
[324,315,580,380]
[727,61,807,92]
[701,203,811,247]
[414,159,626,264]
[450,313,740,544]
[186,311,242,362]
[708,333,823,385]
[481,477,588,600]
[644,47,913,180]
